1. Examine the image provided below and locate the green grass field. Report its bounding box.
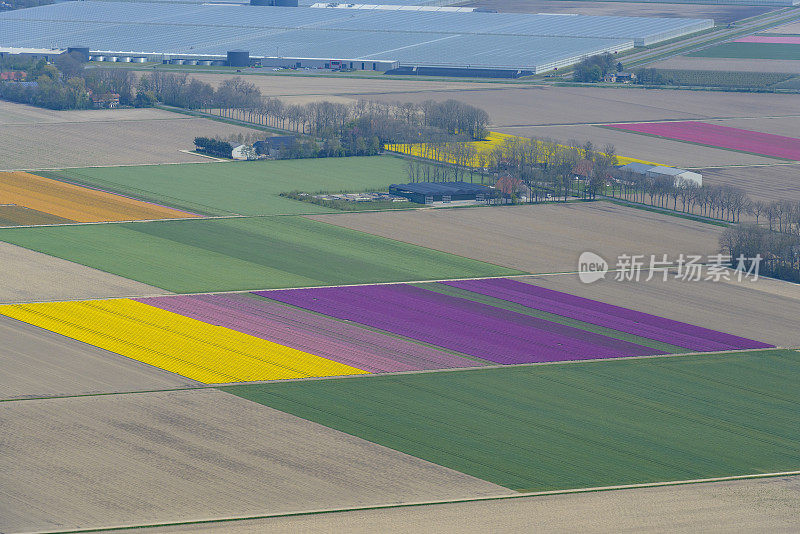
[688,42,800,60]
[37,156,412,216]
[0,217,521,292]
[224,349,800,492]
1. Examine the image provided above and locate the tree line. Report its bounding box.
[720,223,800,283]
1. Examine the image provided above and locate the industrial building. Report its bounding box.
[0,2,714,74]
[389,182,492,204]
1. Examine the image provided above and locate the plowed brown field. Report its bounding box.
[0,205,72,226]
[0,171,198,222]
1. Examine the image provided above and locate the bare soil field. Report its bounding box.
[166,72,491,97]
[0,100,178,125]
[309,202,723,275]
[133,476,800,534]
[0,242,167,303]
[461,0,771,24]
[522,273,800,347]
[0,101,259,170]
[0,316,195,400]
[649,56,800,73]
[497,124,777,166]
[695,163,800,202]
[705,116,800,138]
[0,389,511,533]
[365,86,800,127]
[765,21,800,34]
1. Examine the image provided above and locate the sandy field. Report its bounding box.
[460,0,771,24]
[521,272,800,347]
[0,316,195,400]
[309,202,723,275]
[0,101,259,170]
[0,389,511,533]
[649,56,800,73]
[130,476,800,533]
[365,86,800,128]
[497,124,777,167]
[0,242,167,303]
[765,21,800,34]
[697,163,800,202]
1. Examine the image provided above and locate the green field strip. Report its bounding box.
[35,155,412,217]
[0,217,521,293]
[414,282,689,354]
[223,350,800,492]
[688,42,800,60]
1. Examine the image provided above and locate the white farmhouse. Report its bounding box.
[231,144,258,161]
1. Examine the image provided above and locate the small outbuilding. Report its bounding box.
[231,144,257,160]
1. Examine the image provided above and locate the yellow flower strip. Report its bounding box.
[0,171,196,222]
[386,131,660,168]
[0,299,368,383]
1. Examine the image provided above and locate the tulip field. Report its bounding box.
[0,171,198,225]
[0,279,772,386]
[606,121,800,161]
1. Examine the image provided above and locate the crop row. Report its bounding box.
[137,293,482,373]
[0,299,367,383]
[443,278,772,352]
[258,284,663,364]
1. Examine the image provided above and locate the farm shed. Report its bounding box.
[616,162,702,186]
[647,166,703,186]
[231,144,257,160]
[389,182,492,204]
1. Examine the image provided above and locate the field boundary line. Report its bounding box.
[1,265,780,305]
[25,470,800,534]
[2,348,791,403]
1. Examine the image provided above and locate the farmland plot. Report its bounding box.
[309,202,723,275]
[0,217,519,292]
[605,121,800,161]
[0,242,166,303]
[143,476,800,534]
[497,124,776,167]
[40,156,412,216]
[366,86,800,128]
[225,349,800,492]
[522,272,800,348]
[0,389,510,533]
[0,171,198,223]
[650,56,800,74]
[697,164,800,203]
[0,101,260,170]
[0,316,195,400]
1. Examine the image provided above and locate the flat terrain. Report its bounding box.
[650,55,800,73]
[704,116,800,138]
[766,21,800,33]
[0,171,197,222]
[366,86,800,128]
[39,156,412,216]
[0,217,520,293]
[0,316,195,400]
[523,273,800,348]
[225,350,800,491]
[688,42,800,60]
[0,242,166,303]
[461,0,771,24]
[130,476,800,533]
[0,101,259,170]
[497,124,777,166]
[171,72,490,96]
[309,202,723,275]
[697,163,800,202]
[0,389,510,533]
